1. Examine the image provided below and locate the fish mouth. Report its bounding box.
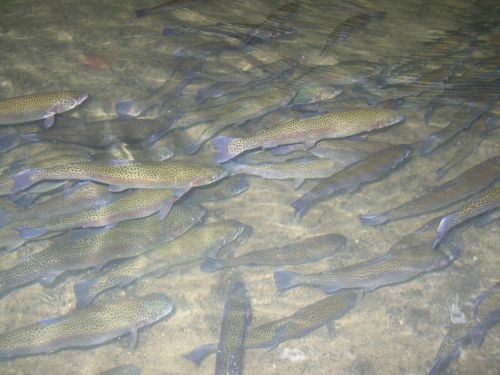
[76,93,89,106]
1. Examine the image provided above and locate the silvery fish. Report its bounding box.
[0,205,205,296]
[212,108,404,163]
[16,188,188,239]
[223,156,342,189]
[98,365,140,375]
[92,142,174,162]
[308,138,393,164]
[232,145,309,165]
[11,159,228,193]
[433,184,500,248]
[22,118,172,148]
[184,291,357,366]
[292,144,412,217]
[182,175,248,204]
[201,233,347,272]
[0,293,173,358]
[215,279,251,375]
[274,226,462,294]
[359,155,500,226]
[0,91,88,128]
[73,220,247,308]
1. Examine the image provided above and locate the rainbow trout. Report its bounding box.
[0,205,205,296]
[182,175,248,204]
[74,220,247,308]
[215,279,251,375]
[223,156,342,189]
[0,91,87,128]
[16,188,188,239]
[11,159,228,193]
[212,108,404,163]
[0,293,173,358]
[22,118,172,148]
[184,291,357,366]
[308,138,393,164]
[292,144,412,217]
[470,282,500,345]
[98,365,140,375]
[135,0,199,17]
[201,233,347,272]
[359,155,500,226]
[433,184,500,248]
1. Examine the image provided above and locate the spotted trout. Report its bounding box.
[0,90,88,128]
[11,159,228,193]
[0,293,173,358]
[359,155,500,226]
[201,233,347,272]
[212,108,405,163]
[292,144,412,217]
[184,291,357,366]
[73,220,248,308]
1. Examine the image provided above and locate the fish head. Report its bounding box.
[371,110,405,130]
[140,293,175,323]
[52,91,89,113]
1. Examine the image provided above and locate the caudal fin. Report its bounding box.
[74,278,96,308]
[12,168,38,193]
[182,344,218,366]
[291,197,311,218]
[273,270,299,294]
[359,213,387,226]
[212,136,238,163]
[200,257,223,272]
[184,141,203,155]
[0,134,18,151]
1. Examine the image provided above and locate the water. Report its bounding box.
[0,0,498,374]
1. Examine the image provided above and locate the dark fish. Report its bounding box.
[0,293,173,358]
[359,156,500,226]
[201,233,346,272]
[135,0,199,17]
[215,279,252,375]
[433,184,500,248]
[292,144,412,217]
[0,91,88,128]
[470,282,500,346]
[184,291,357,366]
[308,138,393,164]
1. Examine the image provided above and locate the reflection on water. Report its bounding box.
[0,0,498,374]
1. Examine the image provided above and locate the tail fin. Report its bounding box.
[0,134,18,151]
[16,226,47,239]
[291,198,310,218]
[212,136,238,163]
[12,168,38,193]
[74,278,96,308]
[184,141,203,155]
[359,213,387,226]
[200,257,223,272]
[116,100,141,118]
[182,344,218,366]
[0,211,12,227]
[273,270,299,294]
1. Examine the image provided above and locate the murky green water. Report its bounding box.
[0,0,498,374]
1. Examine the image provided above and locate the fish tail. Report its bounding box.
[184,141,202,155]
[291,197,311,218]
[418,134,438,155]
[16,226,47,239]
[359,213,388,226]
[0,211,12,227]
[12,168,39,193]
[200,257,224,272]
[212,136,239,163]
[433,215,452,249]
[182,344,217,366]
[435,164,450,180]
[273,269,299,293]
[0,133,18,151]
[74,278,96,308]
[115,100,138,118]
[135,8,148,17]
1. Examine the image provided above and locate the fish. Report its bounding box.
[307,138,393,164]
[22,118,172,148]
[184,86,297,155]
[135,0,199,17]
[215,279,251,375]
[292,144,412,217]
[0,293,173,358]
[16,188,188,239]
[294,61,385,86]
[359,155,500,226]
[92,142,175,162]
[433,184,500,248]
[0,91,88,128]
[0,181,115,227]
[184,291,357,366]
[97,365,140,375]
[74,220,247,308]
[274,226,462,294]
[181,175,248,204]
[212,108,405,163]
[0,205,205,296]
[223,156,343,189]
[470,281,500,346]
[319,12,385,56]
[233,146,309,165]
[11,159,228,193]
[201,233,346,272]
